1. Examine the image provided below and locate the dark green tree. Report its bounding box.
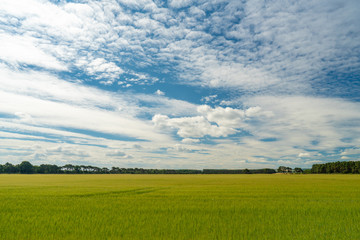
[3,162,17,173]
[18,161,34,174]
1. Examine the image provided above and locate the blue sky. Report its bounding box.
[0,0,359,169]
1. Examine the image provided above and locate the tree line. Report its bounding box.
[311,161,360,174]
[3,160,359,174]
[0,161,277,174]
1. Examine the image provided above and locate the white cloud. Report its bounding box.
[242,95,360,152]
[201,94,217,103]
[152,105,272,139]
[173,144,193,153]
[150,95,360,167]
[181,138,200,144]
[1,0,359,93]
[0,90,156,139]
[0,33,66,70]
[198,105,245,128]
[0,65,177,145]
[1,0,357,94]
[298,152,310,158]
[168,0,193,9]
[14,112,35,124]
[152,114,236,138]
[341,148,360,156]
[155,89,165,96]
[83,58,124,83]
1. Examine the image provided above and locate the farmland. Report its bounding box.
[0,174,360,239]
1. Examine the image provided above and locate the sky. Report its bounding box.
[0,0,359,169]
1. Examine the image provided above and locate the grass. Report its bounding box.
[0,174,360,239]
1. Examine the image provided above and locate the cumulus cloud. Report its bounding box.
[155,89,165,96]
[152,105,271,139]
[198,105,271,127]
[81,58,124,84]
[152,114,236,138]
[197,105,245,128]
[173,144,193,153]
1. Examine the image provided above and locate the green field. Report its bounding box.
[0,174,360,239]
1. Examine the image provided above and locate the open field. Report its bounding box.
[0,174,360,240]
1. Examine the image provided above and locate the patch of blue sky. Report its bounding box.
[252,156,278,161]
[149,147,177,155]
[312,71,360,101]
[136,82,224,105]
[57,127,149,142]
[301,148,323,153]
[259,137,278,142]
[310,140,320,146]
[340,138,353,144]
[0,113,15,119]
[198,131,254,145]
[0,128,60,140]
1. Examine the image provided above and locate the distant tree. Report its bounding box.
[3,162,17,173]
[38,164,60,174]
[294,168,303,174]
[18,161,34,174]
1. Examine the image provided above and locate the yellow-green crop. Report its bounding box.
[0,174,359,239]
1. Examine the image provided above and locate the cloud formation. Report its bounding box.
[152,105,272,139]
[0,0,359,168]
[1,0,358,93]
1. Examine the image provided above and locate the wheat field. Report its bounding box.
[0,174,359,239]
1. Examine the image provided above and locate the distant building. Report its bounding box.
[277,166,293,173]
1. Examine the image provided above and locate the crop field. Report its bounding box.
[0,174,360,240]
